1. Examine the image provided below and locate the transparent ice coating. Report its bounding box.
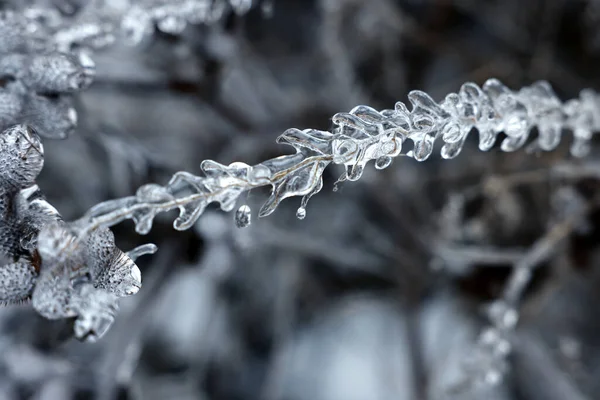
[81,127,333,231]
[79,79,600,232]
[331,78,600,163]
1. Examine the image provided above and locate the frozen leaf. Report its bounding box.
[23,93,78,139]
[33,221,144,337]
[259,155,329,217]
[87,228,144,297]
[257,128,333,217]
[0,124,44,189]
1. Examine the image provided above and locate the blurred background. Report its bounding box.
[2,0,600,399]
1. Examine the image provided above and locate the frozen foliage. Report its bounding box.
[0,124,155,341]
[19,78,595,343]
[0,11,95,139]
[77,79,600,237]
[3,1,600,398]
[0,0,253,138]
[1,0,253,52]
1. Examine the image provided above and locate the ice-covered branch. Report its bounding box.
[74,128,333,236]
[77,79,600,236]
[4,78,600,341]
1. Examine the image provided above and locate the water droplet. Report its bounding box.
[235,205,251,228]
[479,327,500,345]
[296,207,306,220]
[494,338,511,357]
[487,301,519,329]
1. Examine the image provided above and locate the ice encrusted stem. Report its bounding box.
[70,78,600,240]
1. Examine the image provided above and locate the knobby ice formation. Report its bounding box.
[78,79,600,235]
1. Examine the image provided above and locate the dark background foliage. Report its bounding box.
[2,0,600,399]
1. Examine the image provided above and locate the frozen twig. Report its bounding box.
[75,79,600,239]
[4,77,600,340]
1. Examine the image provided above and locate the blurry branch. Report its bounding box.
[0,0,256,136]
[2,1,254,54]
[502,202,595,305]
[433,243,527,275]
[459,193,600,390]
[458,162,600,202]
[512,331,591,400]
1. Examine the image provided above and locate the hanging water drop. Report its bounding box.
[235,205,251,228]
[442,123,462,143]
[296,207,306,220]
